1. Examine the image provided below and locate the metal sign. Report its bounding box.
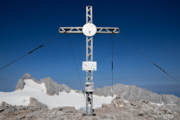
[82,61,97,71]
[85,82,94,92]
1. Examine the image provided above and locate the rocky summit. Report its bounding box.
[0,95,180,120]
[99,95,180,120]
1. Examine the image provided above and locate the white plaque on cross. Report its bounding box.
[82,61,97,71]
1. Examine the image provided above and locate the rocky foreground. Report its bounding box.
[0,95,180,120]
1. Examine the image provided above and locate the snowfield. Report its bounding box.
[0,79,113,110]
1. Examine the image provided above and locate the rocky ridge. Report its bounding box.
[15,73,82,96]
[94,84,180,105]
[15,73,180,106]
[0,95,180,120]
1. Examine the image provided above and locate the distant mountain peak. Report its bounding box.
[22,73,31,80]
[15,73,73,96]
[15,73,32,90]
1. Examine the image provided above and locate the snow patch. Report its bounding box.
[0,79,113,110]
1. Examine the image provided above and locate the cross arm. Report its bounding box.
[59,27,83,34]
[59,27,120,34]
[96,27,120,34]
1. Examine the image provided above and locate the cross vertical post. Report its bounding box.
[85,6,94,115]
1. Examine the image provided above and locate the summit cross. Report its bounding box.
[59,6,120,115]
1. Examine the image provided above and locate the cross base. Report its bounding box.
[82,114,96,116]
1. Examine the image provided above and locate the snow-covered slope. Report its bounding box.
[0,79,113,110]
[1,73,179,110]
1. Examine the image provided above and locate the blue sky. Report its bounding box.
[0,0,180,97]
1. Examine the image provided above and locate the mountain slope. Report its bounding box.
[8,73,180,105]
[94,84,180,105]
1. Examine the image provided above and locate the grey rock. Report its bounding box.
[29,97,48,109]
[1,102,6,107]
[102,104,107,108]
[74,89,79,93]
[15,78,25,90]
[110,94,127,108]
[56,111,66,116]
[61,106,76,113]
[40,77,60,95]
[39,77,72,95]
[3,107,14,114]
[138,110,144,116]
[130,101,137,106]
[27,106,39,111]
[166,109,172,114]
[0,108,4,112]
[16,105,25,110]
[116,94,123,99]
[161,108,173,115]
[16,115,26,120]
[162,114,174,120]
[61,84,71,93]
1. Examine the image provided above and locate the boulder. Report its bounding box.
[130,101,137,106]
[138,110,144,116]
[102,104,107,108]
[61,106,76,113]
[1,102,6,107]
[29,97,48,109]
